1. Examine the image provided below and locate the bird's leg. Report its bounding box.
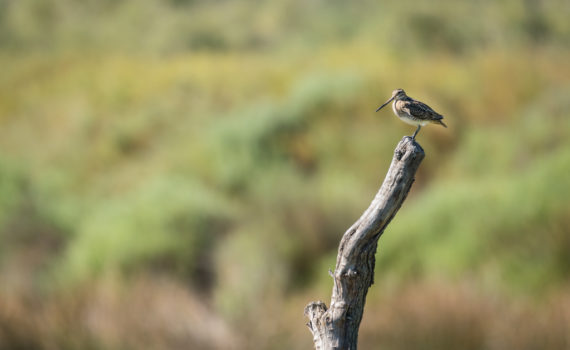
[412,125,421,140]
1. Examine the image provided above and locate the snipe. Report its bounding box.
[376,89,447,139]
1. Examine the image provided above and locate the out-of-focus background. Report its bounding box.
[1,0,569,349]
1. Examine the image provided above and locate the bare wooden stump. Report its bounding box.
[304,136,425,349]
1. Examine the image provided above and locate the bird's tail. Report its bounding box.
[434,119,447,128]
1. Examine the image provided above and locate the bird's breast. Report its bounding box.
[392,100,427,126]
[392,101,410,119]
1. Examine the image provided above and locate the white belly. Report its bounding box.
[392,102,429,126]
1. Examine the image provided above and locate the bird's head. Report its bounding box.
[376,88,406,112]
[391,88,406,99]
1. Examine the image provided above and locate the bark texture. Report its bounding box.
[304,136,425,350]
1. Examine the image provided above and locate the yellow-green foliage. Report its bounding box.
[0,1,570,349]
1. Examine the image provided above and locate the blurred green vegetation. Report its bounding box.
[0,0,569,349]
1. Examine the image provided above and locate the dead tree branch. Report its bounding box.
[304,136,425,349]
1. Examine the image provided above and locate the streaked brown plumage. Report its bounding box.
[376,89,447,139]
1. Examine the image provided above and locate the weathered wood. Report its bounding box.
[304,136,425,349]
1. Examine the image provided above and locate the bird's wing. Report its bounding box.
[403,101,443,121]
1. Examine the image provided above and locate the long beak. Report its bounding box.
[375,97,394,112]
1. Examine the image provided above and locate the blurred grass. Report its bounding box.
[1,0,570,349]
[375,90,570,293]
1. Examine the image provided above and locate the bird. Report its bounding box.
[376,89,447,140]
